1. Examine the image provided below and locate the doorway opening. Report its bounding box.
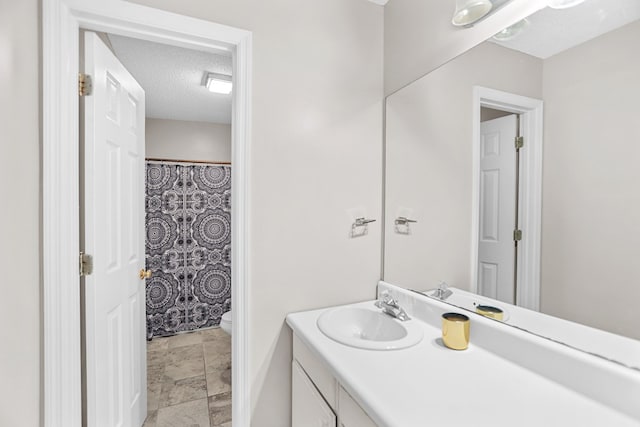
[80,31,234,426]
[42,2,251,426]
[471,86,543,311]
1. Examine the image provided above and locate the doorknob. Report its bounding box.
[139,269,152,280]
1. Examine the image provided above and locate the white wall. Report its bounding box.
[541,21,640,339]
[384,0,548,95]
[385,42,542,291]
[130,0,384,424]
[0,1,41,426]
[146,118,231,162]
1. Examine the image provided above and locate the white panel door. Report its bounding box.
[478,115,517,304]
[292,361,337,427]
[83,32,146,427]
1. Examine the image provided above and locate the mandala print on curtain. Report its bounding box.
[145,161,231,338]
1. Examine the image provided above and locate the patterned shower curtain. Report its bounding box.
[145,161,231,338]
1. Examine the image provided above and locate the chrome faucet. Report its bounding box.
[430,281,453,301]
[375,292,411,321]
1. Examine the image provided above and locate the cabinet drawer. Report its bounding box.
[293,334,337,410]
[338,386,377,427]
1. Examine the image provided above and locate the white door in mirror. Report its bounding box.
[478,114,518,304]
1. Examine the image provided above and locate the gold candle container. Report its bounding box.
[476,305,504,321]
[442,313,470,350]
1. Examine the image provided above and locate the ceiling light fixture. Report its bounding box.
[452,0,493,27]
[547,0,586,9]
[204,72,232,94]
[492,18,530,41]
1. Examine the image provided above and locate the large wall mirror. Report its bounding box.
[383,0,640,364]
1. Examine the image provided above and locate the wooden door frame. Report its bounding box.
[42,1,252,425]
[470,86,543,311]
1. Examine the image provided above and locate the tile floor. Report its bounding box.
[144,327,232,427]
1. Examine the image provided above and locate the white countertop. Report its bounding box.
[287,300,640,427]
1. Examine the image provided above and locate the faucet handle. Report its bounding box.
[377,291,391,303]
[431,281,453,301]
[376,291,411,321]
[377,291,400,308]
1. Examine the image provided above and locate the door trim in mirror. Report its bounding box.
[471,86,543,311]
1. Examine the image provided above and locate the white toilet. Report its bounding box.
[221,310,232,335]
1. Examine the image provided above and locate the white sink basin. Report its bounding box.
[317,306,424,350]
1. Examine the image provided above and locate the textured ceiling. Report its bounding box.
[108,34,232,124]
[491,0,640,58]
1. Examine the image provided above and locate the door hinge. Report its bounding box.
[513,229,523,241]
[515,136,524,149]
[78,73,92,96]
[80,252,93,276]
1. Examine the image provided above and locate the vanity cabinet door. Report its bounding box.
[338,386,377,427]
[292,361,337,427]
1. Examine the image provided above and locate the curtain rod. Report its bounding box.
[145,157,231,166]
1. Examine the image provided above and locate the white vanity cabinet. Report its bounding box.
[337,386,377,427]
[292,360,336,427]
[292,334,378,427]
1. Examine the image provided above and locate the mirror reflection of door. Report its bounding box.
[478,111,518,304]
